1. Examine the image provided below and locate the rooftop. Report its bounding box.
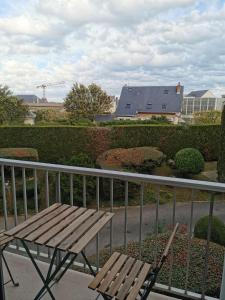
[116,85,183,116]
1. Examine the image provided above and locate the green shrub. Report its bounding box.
[0,148,38,161]
[194,216,225,246]
[175,148,204,175]
[99,116,170,126]
[60,153,96,205]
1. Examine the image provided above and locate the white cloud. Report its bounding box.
[0,0,225,100]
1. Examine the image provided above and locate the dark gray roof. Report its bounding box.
[186,90,209,98]
[17,95,41,103]
[95,114,115,122]
[115,85,183,116]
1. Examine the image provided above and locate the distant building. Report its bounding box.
[182,90,224,118]
[25,102,64,112]
[17,95,45,104]
[115,83,183,124]
[185,90,215,98]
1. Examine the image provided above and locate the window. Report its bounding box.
[146,103,152,109]
[125,103,131,108]
[164,89,169,94]
[162,104,167,110]
[128,88,133,92]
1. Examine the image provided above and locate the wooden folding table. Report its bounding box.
[4,203,114,300]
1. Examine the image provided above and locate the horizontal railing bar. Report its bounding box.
[0,158,225,192]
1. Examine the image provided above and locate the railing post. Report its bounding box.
[221,254,225,300]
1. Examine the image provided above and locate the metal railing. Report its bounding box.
[0,158,225,299]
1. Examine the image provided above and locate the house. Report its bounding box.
[185,90,215,98]
[16,94,44,104]
[24,102,64,112]
[182,89,224,118]
[115,83,183,124]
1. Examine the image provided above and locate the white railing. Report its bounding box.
[0,158,224,300]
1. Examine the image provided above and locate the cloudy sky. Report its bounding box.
[0,0,225,101]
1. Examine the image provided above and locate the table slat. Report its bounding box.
[0,236,14,246]
[47,209,95,248]
[25,206,78,242]
[35,207,87,245]
[58,211,105,251]
[4,203,60,236]
[70,212,114,254]
[15,205,69,239]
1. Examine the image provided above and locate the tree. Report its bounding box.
[217,105,225,182]
[0,85,28,124]
[193,110,221,124]
[64,83,112,121]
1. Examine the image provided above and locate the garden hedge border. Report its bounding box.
[0,124,220,162]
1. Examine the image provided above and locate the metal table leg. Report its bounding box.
[0,248,6,300]
[21,240,56,300]
[33,252,77,300]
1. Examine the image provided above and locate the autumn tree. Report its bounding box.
[64,83,112,121]
[0,85,28,124]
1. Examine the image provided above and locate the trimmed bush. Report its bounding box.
[194,216,225,246]
[0,148,39,161]
[175,148,204,175]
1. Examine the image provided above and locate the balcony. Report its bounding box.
[0,158,225,300]
[4,252,177,300]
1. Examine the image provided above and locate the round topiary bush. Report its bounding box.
[194,216,225,246]
[175,148,204,175]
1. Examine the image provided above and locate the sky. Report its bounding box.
[0,0,225,102]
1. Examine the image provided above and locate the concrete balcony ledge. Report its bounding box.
[3,252,176,300]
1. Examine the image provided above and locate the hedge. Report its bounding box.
[0,125,220,162]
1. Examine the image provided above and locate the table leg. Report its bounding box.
[21,240,56,300]
[81,251,96,276]
[33,252,76,300]
[0,248,6,300]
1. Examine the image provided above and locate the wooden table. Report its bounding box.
[4,203,114,300]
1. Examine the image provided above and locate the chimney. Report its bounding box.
[176,82,181,94]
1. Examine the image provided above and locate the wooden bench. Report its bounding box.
[89,223,179,300]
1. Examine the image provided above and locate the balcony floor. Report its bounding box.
[3,252,175,300]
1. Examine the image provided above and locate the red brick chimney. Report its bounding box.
[176,82,181,94]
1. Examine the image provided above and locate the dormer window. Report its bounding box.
[162,104,167,110]
[164,89,169,94]
[125,103,131,108]
[146,103,152,109]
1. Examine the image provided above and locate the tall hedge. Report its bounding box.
[0,125,220,163]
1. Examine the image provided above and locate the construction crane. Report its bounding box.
[36,81,65,102]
